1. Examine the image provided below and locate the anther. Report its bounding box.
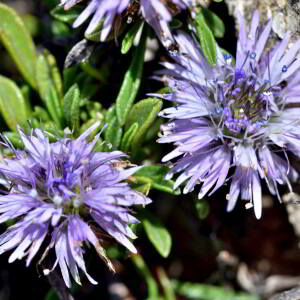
[250,52,256,59]
[282,65,288,72]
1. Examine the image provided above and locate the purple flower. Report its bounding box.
[0,122,151,287]
[155,11,300,219]
[60,0,192,47]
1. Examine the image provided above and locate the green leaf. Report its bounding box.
[36,51,63,128]
[202,8,225,38]
[104,108,123,150]
[20,85,32,116]
[0,3,37,88]
[44,289,59,300]
[132,254,159,298]
[120,122,139,153]
[157,268,176,300]
[45,50,63,99]
[125,98,162,150]
[3,132,24,149]
[134,166,180,195]
[63,84,81,132]
[144,118,163,142]
[116,29,146,125]
[195,11,217,66]
[32,106,51,122]
[121,20,144,54]
[23,14,41,37]
[195,200,210,220]
[142,211,172,258]
[172,280,260,300]
[105,105,117,123]
[0,76,30,131]
[51,20,71,37]
[135,182,151,195]
[50,5,82,24]
[84,21,104,42]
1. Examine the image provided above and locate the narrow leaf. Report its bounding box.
[3,132,24,149]
[202,8,225,38]
[104,112,123,150]
[0,3,36,88]
[142,211,172,258]
[116,29,146,125]
[132,254,159,298]
[36,52,63,128]
[0,76,29,131]
[125,98,162,149]
[32,106,51,122]
[63,84,81,132]
[120,122,139,153]
[121,20,144,54]
[195,11,217,66]
[50,5,82,24]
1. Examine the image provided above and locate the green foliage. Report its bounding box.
[125,98,162,152]
[84,21,104,42]
[0,3,37,88]
[0,76,30,131]
[134,166,180,195]
[121,20,144,54]
[132,254,159,298]
[141,211,172,258]
[104,106,123,150]
[172,281,260,300]
[36,50,64,128]
[50,5,82,24]
[22,14,41,37]
[51,20,72,36]
[116,29,146,125]
[3,132,24,149]
[195,11,217,66]
[63,84,81,133]
[202,8,225,38]
[120,122,139,152]
[195,200,210,220]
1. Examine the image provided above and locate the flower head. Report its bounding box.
[60,0,193,48]
[0,122,151,287]
[155,11,300,218]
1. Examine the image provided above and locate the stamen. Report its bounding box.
[250,52,256,59]
[282,65,288,72]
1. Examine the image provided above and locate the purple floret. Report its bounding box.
[60,0,193,47]
[155,11,300,219]
[0,122,151,287]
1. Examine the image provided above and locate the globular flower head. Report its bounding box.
[155,11,300,218]
[0,122,151,287]
[60,0,193,48]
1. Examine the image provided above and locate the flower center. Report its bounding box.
[219,66,281,137]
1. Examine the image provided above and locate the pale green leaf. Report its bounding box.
[142,212,172,258]
[63,84,80,132]
[0,76,30,131]
[120,122,139,153]
[121,20,144,54]
[125,98,162,150]
[116,30,146,125]
[0,3,37,88]
[195,12,217,66]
